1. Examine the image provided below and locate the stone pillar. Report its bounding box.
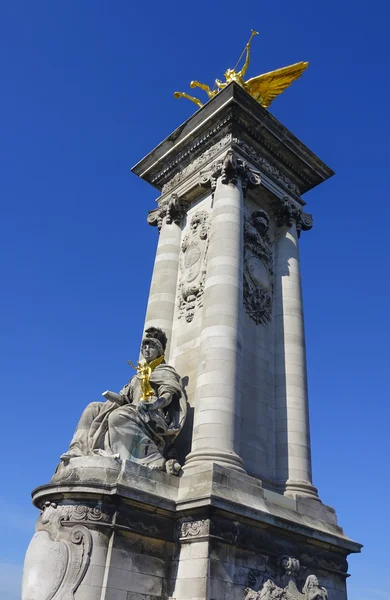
[274,200,318,498]
[184,151,260,474]
[145,193,184,359]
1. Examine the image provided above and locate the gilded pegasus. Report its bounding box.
[174,30,308,110]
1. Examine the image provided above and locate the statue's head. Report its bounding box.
[224,68,236,81]
[141,327,167,363]
[303,575,320,593]
[252,210,270,236]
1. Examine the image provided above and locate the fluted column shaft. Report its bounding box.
[274,222,318,498]
[184,176,245,473]
[143,219,182,359]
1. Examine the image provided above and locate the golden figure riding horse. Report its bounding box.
[174,30,308,110]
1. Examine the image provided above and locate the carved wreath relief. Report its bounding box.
[244,209,273,325]
[178,210,210,322]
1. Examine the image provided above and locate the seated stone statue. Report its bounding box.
[60,328,186,474]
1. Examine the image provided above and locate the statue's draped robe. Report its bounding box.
[68,364,186,465]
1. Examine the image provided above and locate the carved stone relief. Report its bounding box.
[178,210,210,323]
[161,133,233,194]
[244,209,273,325]
[245,556,328,600]
[179,518,210,539]
[147,193,186,230]
[22,501,101,600]
[200,149,261,197]
[231,138,301,197]
[274,196,313,238]
[153,115,233,189]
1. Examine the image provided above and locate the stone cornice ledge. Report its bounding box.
[33,459,361,557]
[131,83,334,197]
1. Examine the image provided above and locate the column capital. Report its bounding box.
[274,196,313,237]
[147,193,187,230]
[199,149,261,197]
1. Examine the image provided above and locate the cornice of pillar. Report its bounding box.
[147,192,187,230]
[199,148,261,197]
[274,195,313,237]
[132,83,334,201]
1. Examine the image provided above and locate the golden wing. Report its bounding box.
[245,61,309,108]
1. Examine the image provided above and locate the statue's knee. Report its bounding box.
[81,402,102,418]
[107,408,126,428]
[86,401,102,412]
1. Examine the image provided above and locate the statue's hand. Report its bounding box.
[137,396,163,413]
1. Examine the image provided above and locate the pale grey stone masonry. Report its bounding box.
[22,83,361,600]
[184,177,246,473]
[142,219,182,360]
[274,221,318,499]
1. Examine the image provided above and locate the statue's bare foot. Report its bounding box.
[147,457,166,471]
[165,459,182,476]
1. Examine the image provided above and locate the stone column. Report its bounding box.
[145,193,184,359]
[274,198,318,498]
[184,151,260,474]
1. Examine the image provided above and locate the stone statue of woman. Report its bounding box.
[60,327,186,473]
[302,576,328,600]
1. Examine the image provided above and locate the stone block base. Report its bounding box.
[22,458,360,600]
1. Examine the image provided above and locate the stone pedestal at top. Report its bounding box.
[133,82,332,498]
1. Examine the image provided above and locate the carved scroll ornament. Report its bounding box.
[274,196,313,237]
[200,149,261,197]
[178,210,210,323]
[179,518,210,539]
[244,209,273,326]
[147,193,186,230]
[21,501,106,600]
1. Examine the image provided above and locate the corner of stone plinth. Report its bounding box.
[32,456,181,509]
[177,462,265,509]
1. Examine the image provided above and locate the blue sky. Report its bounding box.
[1,1,389,598]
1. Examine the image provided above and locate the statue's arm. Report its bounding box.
[215,79,226,89]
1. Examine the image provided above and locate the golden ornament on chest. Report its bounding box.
[128,354,165,401]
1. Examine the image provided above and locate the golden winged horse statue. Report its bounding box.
[174,30,308,110]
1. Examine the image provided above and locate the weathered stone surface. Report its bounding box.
[23,83,360,600]
[25,461,359,600]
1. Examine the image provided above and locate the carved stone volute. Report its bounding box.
[147,193,186,230]
[22,501,100,600]
[200,149,261,197]
[274,196,313,237]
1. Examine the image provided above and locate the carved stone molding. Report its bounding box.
[232,137,301,197]
[161,133,233,194]
[200,149,261,197]
[178,210,210,323]
[142,103,319,194]
[154,115,234,189]
[22,501,98,600]
[244,209,273,325]
[179,518,210,539]
[300,553,347,575]
[147,193,186,230]
[274,196,313,237]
